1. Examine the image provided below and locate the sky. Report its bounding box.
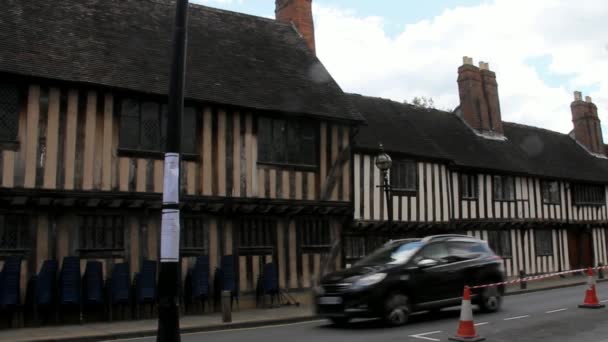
[192,0,608,136]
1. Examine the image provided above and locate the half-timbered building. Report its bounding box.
[0,0,362,307]
[348,57,608,277]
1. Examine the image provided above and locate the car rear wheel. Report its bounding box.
[478,286,502,313]
[383,293,411,326]
[329,317,350,326]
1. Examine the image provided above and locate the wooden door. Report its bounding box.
[580,231,594,269]
[568,230,594,270]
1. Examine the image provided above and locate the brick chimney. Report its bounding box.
[457,57,503,134]
[275,0,316,55]
[571,91,604,154]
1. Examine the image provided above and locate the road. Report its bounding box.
[119,282,608,342]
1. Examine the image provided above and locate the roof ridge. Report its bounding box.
[503,121,569,136]
[346,92,453,115]
[145,0,283,25]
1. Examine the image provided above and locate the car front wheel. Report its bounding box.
[478,286,502,313]
[383,293,411,326]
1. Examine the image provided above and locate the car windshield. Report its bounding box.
[355,241,423,266]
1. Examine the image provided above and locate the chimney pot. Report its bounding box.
[463,56,474,65]
[479,61,490,70]
[574,91,582,101]
[585,96,592,103]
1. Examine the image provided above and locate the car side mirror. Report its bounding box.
[417,259,439,268]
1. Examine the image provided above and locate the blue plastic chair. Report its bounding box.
[59,256,81,306]
[34,260,58,307]
[0,256,22,308]
[83,261,104,306]
[135,260,156,318]
[190,256,209,312]
[0,256,22,327]
[107,263,130,321]
[220,255,238,309]
[260,262,279,307]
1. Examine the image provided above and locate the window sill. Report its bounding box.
[0,248,29,255]
[118,148,199,161]
[257,161,318,172]
[77,248,125,258]
[542,201,561,205]
[0,140,20,151]
[461,197,479,201]
[494,199,516,203]
[573,203,605,207]
[391,189,417,196]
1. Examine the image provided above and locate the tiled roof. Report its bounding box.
[350,93,608,183]
[0,0,363,122]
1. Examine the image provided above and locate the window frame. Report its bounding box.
[0,81,22,149]
[180,215,209,256]
[460,173,478,200]
[297,217,332,252]
[487,230,512,258]
[115,95,199,160]
[534,230,554,257]
[390,159,418,194]
[572,183,606,206]
[257,116,319,170]
[541,180,561,205]
[0,214,29,253]
[78,214,125,256]
[493,175,515,202]
[237,218,276,255]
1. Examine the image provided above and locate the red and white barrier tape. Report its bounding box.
[469,265,608,289]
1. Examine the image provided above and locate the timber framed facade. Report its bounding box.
[0,0,363,309]
[346,58,608,278]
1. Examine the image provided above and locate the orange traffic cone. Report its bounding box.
[449,286,485,342]
[579,267,605,309]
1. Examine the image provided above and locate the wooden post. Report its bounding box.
[221,291,232,323]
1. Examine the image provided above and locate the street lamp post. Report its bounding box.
[157,0,189,341]
[375,143,393,226]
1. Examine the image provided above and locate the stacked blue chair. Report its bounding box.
[261,262,279,308]
[59,256,81,323]
[220,255,238,309]
[135,260,156,318]
[190,256,210,313]
[82,261,104,320]
[0,256,22,327]
[33,259,58,323]
[108,263,130,321]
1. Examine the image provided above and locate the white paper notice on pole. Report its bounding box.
[162,153,180,204]
[160,209,180,262]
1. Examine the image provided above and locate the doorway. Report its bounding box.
[567,229,594,270]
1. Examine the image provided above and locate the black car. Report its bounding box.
[315,234,505,326]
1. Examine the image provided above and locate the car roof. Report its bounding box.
[386,234,484,247]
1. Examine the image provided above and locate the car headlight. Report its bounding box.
[351,273,387,289]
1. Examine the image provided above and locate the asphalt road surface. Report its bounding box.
[119,282,608,342]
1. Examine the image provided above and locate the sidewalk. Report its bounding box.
[0,273,602,342]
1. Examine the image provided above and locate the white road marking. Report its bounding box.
[409,330,442,341]
[474,322,489,326]
[503,315,530,321]
[545,308,567,314]
[600,299,608,303]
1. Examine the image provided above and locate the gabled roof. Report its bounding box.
[0,0,363,122]
[349,93,608,183]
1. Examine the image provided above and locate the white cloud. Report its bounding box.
[313,0,608,135]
